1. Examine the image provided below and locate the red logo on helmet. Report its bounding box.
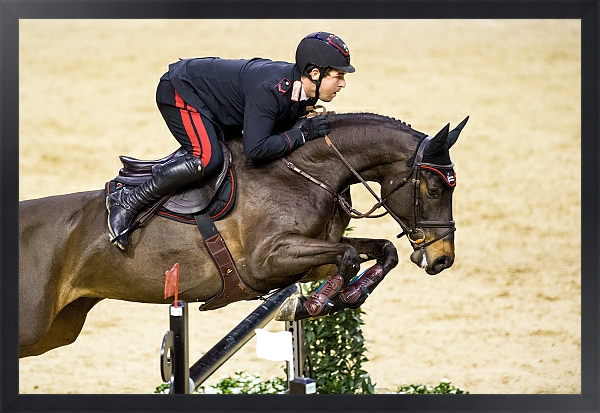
[327,35,350,57]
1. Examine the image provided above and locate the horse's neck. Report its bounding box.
[291,121,419,190]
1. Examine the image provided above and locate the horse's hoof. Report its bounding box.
[275,293,305,321]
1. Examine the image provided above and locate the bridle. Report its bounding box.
[281,132,456,251]
[397,136,456,249]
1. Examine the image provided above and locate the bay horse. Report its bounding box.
[19,112,467,358]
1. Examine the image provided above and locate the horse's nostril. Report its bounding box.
[433,256,453,270]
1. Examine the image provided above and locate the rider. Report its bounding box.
[106,32,355,250]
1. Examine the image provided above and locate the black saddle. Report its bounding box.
[108,141,236,220]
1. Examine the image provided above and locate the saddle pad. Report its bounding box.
[105,167,237,224]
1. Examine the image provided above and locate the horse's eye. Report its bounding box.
[427,188,441,199]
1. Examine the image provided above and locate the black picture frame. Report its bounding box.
[2,1,598,412]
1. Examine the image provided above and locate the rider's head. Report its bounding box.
[295,32,354,101]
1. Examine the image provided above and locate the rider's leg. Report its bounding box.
[106,154,204,249]
[107,84,222,250]
[156,81,224,176]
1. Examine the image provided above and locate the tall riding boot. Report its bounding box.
[106,154,204,250]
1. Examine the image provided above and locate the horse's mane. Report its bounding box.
[327,112,427,139]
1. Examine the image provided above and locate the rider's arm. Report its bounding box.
[242,87,304,162]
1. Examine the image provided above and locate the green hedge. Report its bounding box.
[302,282,375,394]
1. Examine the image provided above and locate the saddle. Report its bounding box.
[105,142,265,311]
[116,142,233,217]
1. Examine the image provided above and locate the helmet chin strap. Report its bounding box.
[311,68,326,101]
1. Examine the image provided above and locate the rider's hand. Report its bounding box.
[300,116,331,141]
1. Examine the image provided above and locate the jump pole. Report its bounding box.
[189,283,300,389]
[161,282,309,393]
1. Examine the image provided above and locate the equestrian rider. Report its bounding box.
[106,32,355,250]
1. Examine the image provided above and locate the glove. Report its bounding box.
[300,116,331,141]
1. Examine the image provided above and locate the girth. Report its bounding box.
[193,213,265,311]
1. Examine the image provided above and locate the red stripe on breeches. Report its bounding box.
[174,91,212,166]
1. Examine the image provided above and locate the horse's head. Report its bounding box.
[381,116,468,275]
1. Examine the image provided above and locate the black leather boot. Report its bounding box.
[106,154,204,250]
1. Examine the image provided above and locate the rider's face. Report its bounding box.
[315,69,347,102]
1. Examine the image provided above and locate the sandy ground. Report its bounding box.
[18,19,581,394]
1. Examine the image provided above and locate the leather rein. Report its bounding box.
[281,125,456,251]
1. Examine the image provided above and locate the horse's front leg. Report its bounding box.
[255,234,362,317]
[342,237,399,271]
[276,237,398,321]
[334,237,398,308]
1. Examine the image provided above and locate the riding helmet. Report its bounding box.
[295,32,355,74]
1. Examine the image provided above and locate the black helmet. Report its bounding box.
[295,32,355,74]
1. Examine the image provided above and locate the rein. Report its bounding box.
[281,158,385,219]
[282,125,456,250]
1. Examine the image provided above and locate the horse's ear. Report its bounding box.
[424,123,449,158]
[447,116,469,149]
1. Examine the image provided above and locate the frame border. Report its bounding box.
[2,1,598,412]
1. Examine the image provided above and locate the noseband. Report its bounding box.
[282,134,456,251]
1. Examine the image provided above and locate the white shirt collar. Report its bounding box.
[300,85,308,101]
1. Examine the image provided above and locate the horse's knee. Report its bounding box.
[341,238,399,274]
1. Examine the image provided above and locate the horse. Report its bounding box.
[18,112,467,358]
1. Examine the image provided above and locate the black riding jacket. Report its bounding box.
[160,57,316,162]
